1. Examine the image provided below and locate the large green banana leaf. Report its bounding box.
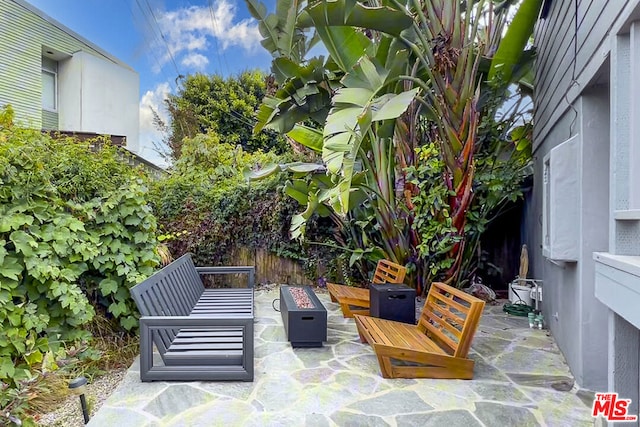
[488,0,543,84]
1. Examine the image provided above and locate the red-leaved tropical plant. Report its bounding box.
[245,0,542,291]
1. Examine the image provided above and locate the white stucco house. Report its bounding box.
[532,0,640,422]
[0,0,140,152]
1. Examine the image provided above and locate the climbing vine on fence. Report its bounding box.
[150,132,343,282]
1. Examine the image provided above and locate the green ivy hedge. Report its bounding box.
[150,132,342,281]
[0,107,160,386]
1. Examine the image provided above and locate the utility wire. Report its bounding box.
[121,0,177,91]
[133,0,265,135]
[207,0,229,75]
[139,0,182,79]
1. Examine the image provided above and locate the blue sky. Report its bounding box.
[27,0,276,165]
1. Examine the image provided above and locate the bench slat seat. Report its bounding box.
[130,254,255,382]
[355,282,484,379]
[327,260,407,317]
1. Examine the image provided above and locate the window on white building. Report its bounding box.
[41,57,57,111]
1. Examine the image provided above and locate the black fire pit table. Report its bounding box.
[280,286,327,347]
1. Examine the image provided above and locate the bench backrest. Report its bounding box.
[130,254,205,357]
[130,253,204,317]
[372,260,407,284]
[417,282,485,358]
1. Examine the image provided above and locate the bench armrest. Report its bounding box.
[195,266,255,288]
[138,315,254,381]
[140,315,253,328]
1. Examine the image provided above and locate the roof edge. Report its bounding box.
[15,0,135,71]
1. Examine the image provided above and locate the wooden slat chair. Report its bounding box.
[327,259,407,318]
[130,253,255,382]
[354,282,485,379]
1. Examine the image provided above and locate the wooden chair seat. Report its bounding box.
[327,259,407,317]
[355,282,485,379]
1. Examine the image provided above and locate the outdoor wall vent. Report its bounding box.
[542,134,579,262]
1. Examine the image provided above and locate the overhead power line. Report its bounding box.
[138,0,182,79]
[207,0,228,74]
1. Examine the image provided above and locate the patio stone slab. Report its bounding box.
[254,341,290,358]
[471,336,513,359]
[469,382,533,403]
[259,324,287,342]
[291,367,335,384]
[195,381,254,400]
[346,390,432,416]
[87,407,160,426]
[412,385,478,410]
[576,389,596,408]
[332,371,380,396]
[524,387,598,427]
[253,374,303,411]
[105,371,169,407]
[88,290,593,427]
[143,384,215,420]
[166,399,255,427]
[294,348,337,369]
[305,413,332,427]
[342,353,384,373]
[396,410,483,427]
[475,326,518,340]
[333,341,368,357]
[294,384,358,414]
[507,373,576,390]
[330,411,390,427]
[468,354,510,381]
[474,402,540,426]
[493,345,572,376]
[246,412,305,426]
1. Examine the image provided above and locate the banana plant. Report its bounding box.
[245,0,542,289]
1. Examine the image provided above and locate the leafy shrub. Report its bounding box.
[0,106,159,394]
[407,143,459,282]
[150,132,341,281]
[160,70,289,159]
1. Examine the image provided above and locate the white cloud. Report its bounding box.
[151,0,261,73]
[138,82,172,167]
[139,82,170,133]
[181,53,209,70]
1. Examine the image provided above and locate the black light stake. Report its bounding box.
[69,376,90,424]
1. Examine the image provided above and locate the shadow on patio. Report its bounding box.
[88,287,594,426]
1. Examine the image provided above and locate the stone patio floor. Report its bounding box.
[88,287,595,426]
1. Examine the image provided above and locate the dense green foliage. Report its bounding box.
[246,0,540,291]
[0,107,159,402]
[150,132,342,281]
[161,70,288,159]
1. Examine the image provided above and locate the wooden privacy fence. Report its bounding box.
[202,247,322,287]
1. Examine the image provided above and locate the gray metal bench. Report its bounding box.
[130,253,255,382]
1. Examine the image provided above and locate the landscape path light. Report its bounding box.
[68,376,90,424]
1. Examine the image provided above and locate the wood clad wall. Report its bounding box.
[534,0,631,147]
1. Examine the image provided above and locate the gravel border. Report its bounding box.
[37,369,126,427]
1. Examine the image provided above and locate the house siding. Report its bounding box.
[41,109,57,130]
[0,0,129,128]
[534,0,630,147]
[533,0,640,400]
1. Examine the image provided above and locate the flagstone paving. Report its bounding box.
[88,287,595,426]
